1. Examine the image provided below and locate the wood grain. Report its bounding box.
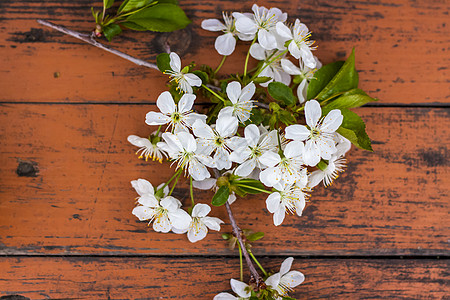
[0,0,448,104]
[0,257,448,299]
[0,104,448,256]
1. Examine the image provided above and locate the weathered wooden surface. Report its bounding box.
[0,105,448,256]
[0,0,449,298]
[0,257,448,299]
[0,0,449,104]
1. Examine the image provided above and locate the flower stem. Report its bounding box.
[249,250,267,276]
[238,242,244,282]
[154,125,162,137]
[238,184,271,194]
[251,49,288,81]
[168,170,183,196]
[214,55,227,75]
[202,84,227,103]
[189,177,195,207]
[244,36,257,77]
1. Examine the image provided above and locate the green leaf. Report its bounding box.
[277,110,296,126]
[118,0,152,13]
[211,185,230,206]
[249,107,263,125]
[246,231,264,242]
[314,48,359,101]
[324,89,377,110]
[156,53,171,73]
[192,70,208,84]
[235,179,266,194]
[324,108,373,151]
[102,23,122,41]
[103,0,114,9]
[268,82,296,106]
[121,21,148,31]
[306,61,344,100]
[126,3,191,32]
[253,76,272,84]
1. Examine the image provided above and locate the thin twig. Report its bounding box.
[255,102,270,110]
[36,19,159,70]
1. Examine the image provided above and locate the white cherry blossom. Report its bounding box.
[164,52,202,93]
[127,132,167,162]
[214,279,251,300]
[192,178,237,204]
[192,116,238,170]
[259,140,306,187]
[280,58,317,103]
[201,13,252,55]
[250,43,291,87]
[276,19,316,68]
[265,257,305,298]
[266,176,308,226]
[160,131,213,181]
[234,4,287,50]
[173,203,224,243]
[132,194,192,233]
[218,81,255,123]
[145,91,206,133]
[230,124,278,177]
[285,100,343,166]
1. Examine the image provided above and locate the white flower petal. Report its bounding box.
[132,206,155,221]
[184,113,207,127]
[303,140,321,166]
[214,147,232,170]
[184,73,202,87]
[187,223,208,242]
[280,270,305,288]
[300,45,316,68]
[259,166,282,187]
[308,170,324,188]
[159,196,179,211]
[273,207,286,226]
[202,216,223,231]
[234,159,256,177]
[213,292,238,300]
[192,203,211,218]
[192,178,216,190]
[177,131,197,152]
[226,81,242,103]
[156,91,176,115]
[297,79,308,104]
[259,151,281,168]
[276,22,293,39]
[168,209,192,231]
[162,132,183,152]
[279,257,294,276]
[244,124,260,147]
[321,109,343,132]
[284,141,304,159]
[131,179,154,196]
[266,192,281,213]
[178,93,196,113]
[265,273,281,289]
[227,193,237,204]
[192,119,215,139]
[201,18,226,31]
[169,52,181,72]
[217,106,234,120]
[285,124,310,141]
[145,111,170,126]
[153,214,172,233]
[188,159,211,181]
[249,43,267,60]
[239,82,256,102]
[230,279,251,298]
[258,29,277,50]
[235,16,257,34]
[137,195,158,207]
[288,41,302,59]
[127,135,151,148]
[216,115,238,138]
[280,59,301,75]
[317,137,336,160]
[215,33,236,56]
[305,100,321,128]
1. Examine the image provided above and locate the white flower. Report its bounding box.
[145,91,206,133]
[234,4,287,50]
[192,178,237,204]
[201,13,252,55]
[276,19,316,68]
[132,192,192,233]
[160,131,213,181]
[280,58,316,103]
[285,100,343,166]
[250,43,291,87]
[173,203,224,243]
[127,132,167,162]
[265,257,305,299]
[164,52,202,93]
[218,81,255,123]
[192,116,238,170]
[266,178,307,226]
[214,279,251,300]
[259,140,306,187]
[230,124,278,177]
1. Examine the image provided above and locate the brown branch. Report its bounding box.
[36,19,159,70]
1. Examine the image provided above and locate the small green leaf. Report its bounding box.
[102,23,122,41]
[314,48,359,101]
[253,76,272,84]
[103,0,114,9]
[324,89,377,110]
[246,232,264,242]
[211,185,230,206]
[118,0,153,13]
[121,21,148,31]
[268,82,296,106]
[192,70,209,84]
[306,61,344,100]
[126,3,191,32]
[324,107,373,151]
[235,179,266,194]
[277,110,296,126]
[156,53,171,73]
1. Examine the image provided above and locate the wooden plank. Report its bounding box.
[0,0,448,104]
[0,257,448,299]
[0,104,448,255]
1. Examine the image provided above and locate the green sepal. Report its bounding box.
[102,23,122,41]
[211,185,230,206]
[246,231,264,242]
[253,76,272,84]
[126,3,191,32]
